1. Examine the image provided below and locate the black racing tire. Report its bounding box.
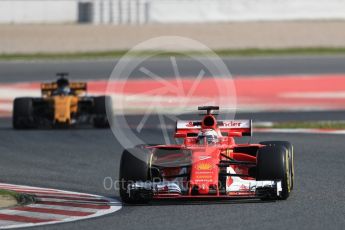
[12,98,36,129]
[260,141,294,190]
[256,145,291,200]
[119,148,152,204]
[93,96,111,128]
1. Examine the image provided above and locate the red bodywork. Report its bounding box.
[145,110,264,199]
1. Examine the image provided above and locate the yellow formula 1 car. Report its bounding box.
[12,73,112,129]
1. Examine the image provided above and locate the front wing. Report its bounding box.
[127,180,282,200]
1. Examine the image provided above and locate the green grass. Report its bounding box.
[0,50,130,61]
[255,121,345,129]
[1,47,345,61]
[0,189,20,201]
[0,189,36,205]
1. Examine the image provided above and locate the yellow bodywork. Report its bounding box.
[53,96,79,123]
[40,81,86,124]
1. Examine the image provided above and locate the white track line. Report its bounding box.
[24,204,101,213]
[0,222,19,228]
[0,210,70,221]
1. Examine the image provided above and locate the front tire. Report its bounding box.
[260,141,294,190]
[119,148,152,204]
[93,96,111,128]
[12,98,36,129]
[256,145,291,200]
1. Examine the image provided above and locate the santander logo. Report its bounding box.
[222,121,242,127]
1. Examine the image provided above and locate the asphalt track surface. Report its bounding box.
[1,55,345,82]
[0,56,344,229]
[0,119,344,230]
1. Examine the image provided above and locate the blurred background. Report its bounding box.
[1,0,345,53]
[0,1,345,230]
[1,0,345,122]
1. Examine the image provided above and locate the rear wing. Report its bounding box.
[175,120,252,137]
[41,82,87,97]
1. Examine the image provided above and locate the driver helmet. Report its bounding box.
[56,78,71,95]
[57,77,69,88]
[197,129,219,145]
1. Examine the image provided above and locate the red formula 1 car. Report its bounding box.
[119,106,294,203]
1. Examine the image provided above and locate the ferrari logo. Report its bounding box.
[197,163,213,170]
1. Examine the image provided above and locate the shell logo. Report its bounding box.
[197,163,213,170]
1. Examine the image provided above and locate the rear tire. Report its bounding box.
[119,148,152,204]
[93,96,111,128]
[260,141,294,190]
[12,98,36,129]
[256,145,291,200]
